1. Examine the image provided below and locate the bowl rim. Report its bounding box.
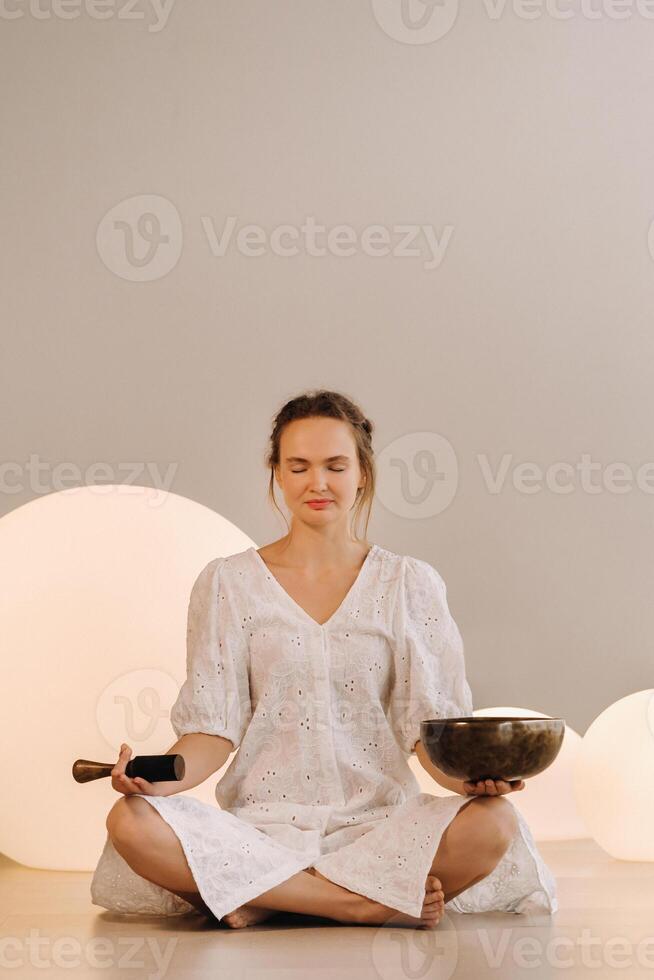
[421,716,565,724]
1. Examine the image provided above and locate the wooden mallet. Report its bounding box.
[72,754,185,783]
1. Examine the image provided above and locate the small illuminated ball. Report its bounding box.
[411,706,587,841]
[0,485,253,871]
[574,689,654,860]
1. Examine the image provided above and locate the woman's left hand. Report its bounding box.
[463,778,525,796]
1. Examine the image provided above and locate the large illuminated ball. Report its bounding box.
[411,706,587,841]
[574,689,654,860]
[0,485,254,871]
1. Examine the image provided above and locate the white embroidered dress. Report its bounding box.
[90,544,558,921]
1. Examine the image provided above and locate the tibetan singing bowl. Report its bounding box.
[420,716,565,783]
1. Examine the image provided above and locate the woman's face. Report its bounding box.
[275,417,365,530]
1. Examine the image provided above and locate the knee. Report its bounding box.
[105,796,148,846]
[463,796,518,859]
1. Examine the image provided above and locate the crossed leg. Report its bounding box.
[105,797,366,926]
[429,796,519,902]
[105,794,518,929]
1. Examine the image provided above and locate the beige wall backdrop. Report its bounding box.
[2,1,652,736]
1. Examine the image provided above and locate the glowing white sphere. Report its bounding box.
[574,689,654,860]
[0,485,254,871]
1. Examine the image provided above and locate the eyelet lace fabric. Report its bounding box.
[90,546,558,921]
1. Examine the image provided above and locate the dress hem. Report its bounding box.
[507,808,559,914]
[447,803,559,916]
[310,864,424,919]
[314,793,559,920]
[314,794,472,918]
[139,795,320,921]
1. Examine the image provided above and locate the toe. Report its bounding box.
[423,892,444,909]
[421,910,443,928]
[424,875,445,902]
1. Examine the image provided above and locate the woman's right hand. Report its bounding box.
[111,743,163,796]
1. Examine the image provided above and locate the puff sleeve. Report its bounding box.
[388,555,473,755]
[170,557,252,751]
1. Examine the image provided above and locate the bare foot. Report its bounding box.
[351,874,446,929]
[221,868,326,927]
[222,905,280,929]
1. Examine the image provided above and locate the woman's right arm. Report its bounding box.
[111,733,234,797]
[112,559,249,798]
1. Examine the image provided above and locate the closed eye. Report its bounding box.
[291,467,345,473]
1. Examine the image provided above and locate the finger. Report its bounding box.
[485,780,498,795]
[119,774,143,795]
[111,744,131,776]
[132,777,153,793]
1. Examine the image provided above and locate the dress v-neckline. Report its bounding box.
[250,544,378,631]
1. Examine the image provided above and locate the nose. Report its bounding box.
[309,474,329,492]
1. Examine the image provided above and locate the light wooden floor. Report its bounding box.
[1,838,653,979]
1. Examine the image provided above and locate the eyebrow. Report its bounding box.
[285,455,350,463]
